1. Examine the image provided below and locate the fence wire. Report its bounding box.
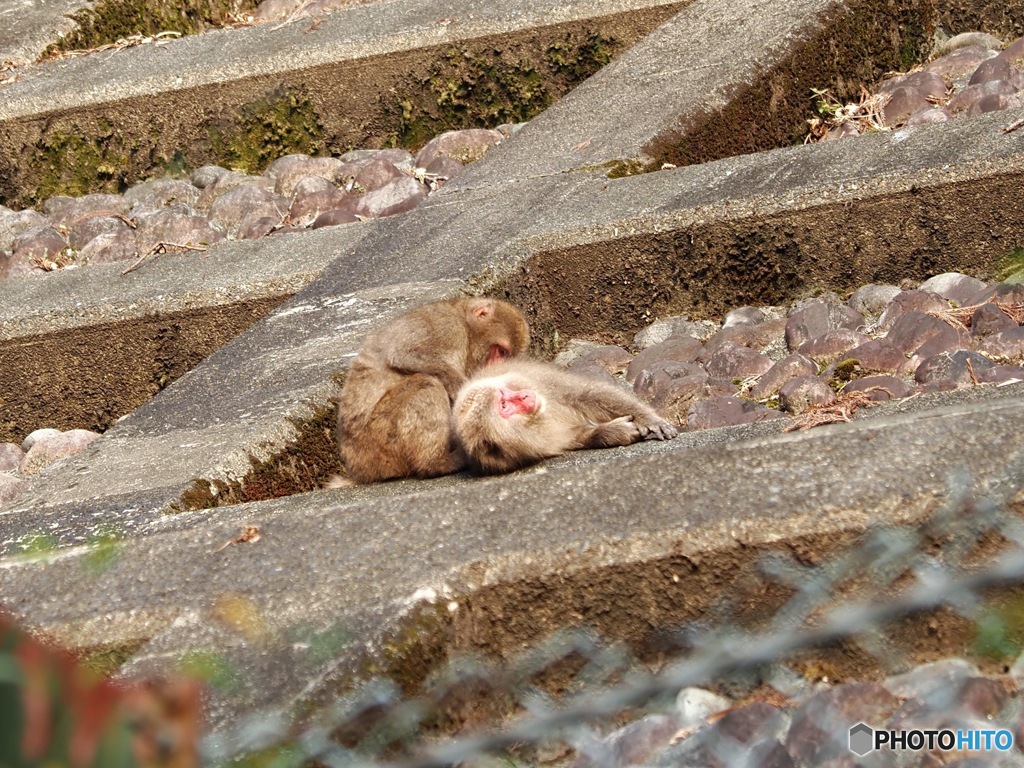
[204,452,1024,768]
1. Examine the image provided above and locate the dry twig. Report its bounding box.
[1004,116,1024,134]
[215,525,262,553]
[927,298,1024,330]
[43,31,182,62]
[121,241,208,275]
[784,389,884,431]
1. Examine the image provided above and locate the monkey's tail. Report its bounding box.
[324,474,355,489]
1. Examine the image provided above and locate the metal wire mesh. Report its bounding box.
[203,450,1024,768]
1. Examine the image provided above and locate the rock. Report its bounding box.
[124,178,200,211]
[572,714,682,768]
[210,185,287,239]
[948,80,1018,113]
[266,154,344,196]
[685,395,783,430]
[253,0,297,21]
[976,364,1024,385]
[353,176,428,219]
[77,231,140,265]
[967,91,1023,116]
[626,337,704,383]
[0,474,27,505]
[999,36,1024,68]
[633,361,705,402]
[934,32,1004,55]
[12,225,69,265]
[0,442,25,471]
[918,272,988,305]
[20,429,101,475]
[786,300,865,350]
[568,345,634,377]
[703,318,788,361]
[0,209,47,252]
[196,171,273,212]
[237,214,280,240]
[969,56,1024,88]
[882,86,933,126]
[135,205,225,252]
[424,155,465,182]
[190,164,229,189]
[650,374,738,421]
[376,148,416,173]
[957,677,1010,718]
[705,342,773,379]
[914,350,995,386]
[797,329,870,366]
[965,281,1024,307]
[786,683,899,765]
[970,302,1016,337]
[341,156,405,194]
[907,106,954,125]
[47,193,129,229]
[882,658,980,702]
[312,209,360,229]
[847,283,901,320]
[884,311,966,356]
[722,306,766,328]
[924,45,998,80]
[22,428,61,452]
[841,339,907,375]
[879,70,948,100]
[68,215,131,250]
[842,375,911,401]
[748,354,819,399]
[552,339,608,367]
[975,326,1024,362]
[634,317,719,349]
[287,176,351,227]
[676,687,732,728]
[779,375,835,414]
[415,128,504,168]
[876,290,949,332]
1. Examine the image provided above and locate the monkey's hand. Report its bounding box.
[635,418,679,441]
[584,416,642,448]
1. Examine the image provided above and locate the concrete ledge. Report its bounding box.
[2,385,1022,729]
[0,0,683,206]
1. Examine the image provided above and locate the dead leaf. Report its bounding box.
[214,525,261,553]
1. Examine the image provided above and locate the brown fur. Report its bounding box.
[453,359,678,474]
[337,298,530,483]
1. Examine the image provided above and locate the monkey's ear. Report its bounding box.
[471,300,494,320]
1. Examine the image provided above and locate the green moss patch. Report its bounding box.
[209,88,325,175]
[44,0,259,55]
[385,30,620,148]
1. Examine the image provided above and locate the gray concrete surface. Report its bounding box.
[0,0,88,65]
[0,0,682,119]
[3,384,1022,730]
[2,0,1024,742]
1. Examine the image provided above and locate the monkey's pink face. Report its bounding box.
[487,344,513,365]
[497,386,538,418]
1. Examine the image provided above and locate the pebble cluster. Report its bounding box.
[557,272,1024,432]
[570,657,1024,768]
[0,127,514,281]
[812,32,1024,140]
[0,427,100,503]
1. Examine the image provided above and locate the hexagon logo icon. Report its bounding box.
[849,722,874,756]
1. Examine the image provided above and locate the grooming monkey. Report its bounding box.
[336,297,530,483]
[453,359,679,474]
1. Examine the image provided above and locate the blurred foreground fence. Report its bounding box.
[199,456,1024,768]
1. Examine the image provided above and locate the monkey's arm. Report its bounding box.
[575,416,643,449]
[568,378,679,441]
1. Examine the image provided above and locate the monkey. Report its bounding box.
[336,297,530,483]
[452,359,679,474]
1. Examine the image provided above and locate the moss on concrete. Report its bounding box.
[386,30,621,148]
[209,88,325,175]
[34,126,132,201]
[173,399,345,512]
[44,0,259,55]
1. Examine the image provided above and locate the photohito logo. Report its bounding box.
[849,723,1014,756]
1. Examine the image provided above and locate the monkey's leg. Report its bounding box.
[392,376,467,478]
[574,381,680,441]
[577,416,642,449]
